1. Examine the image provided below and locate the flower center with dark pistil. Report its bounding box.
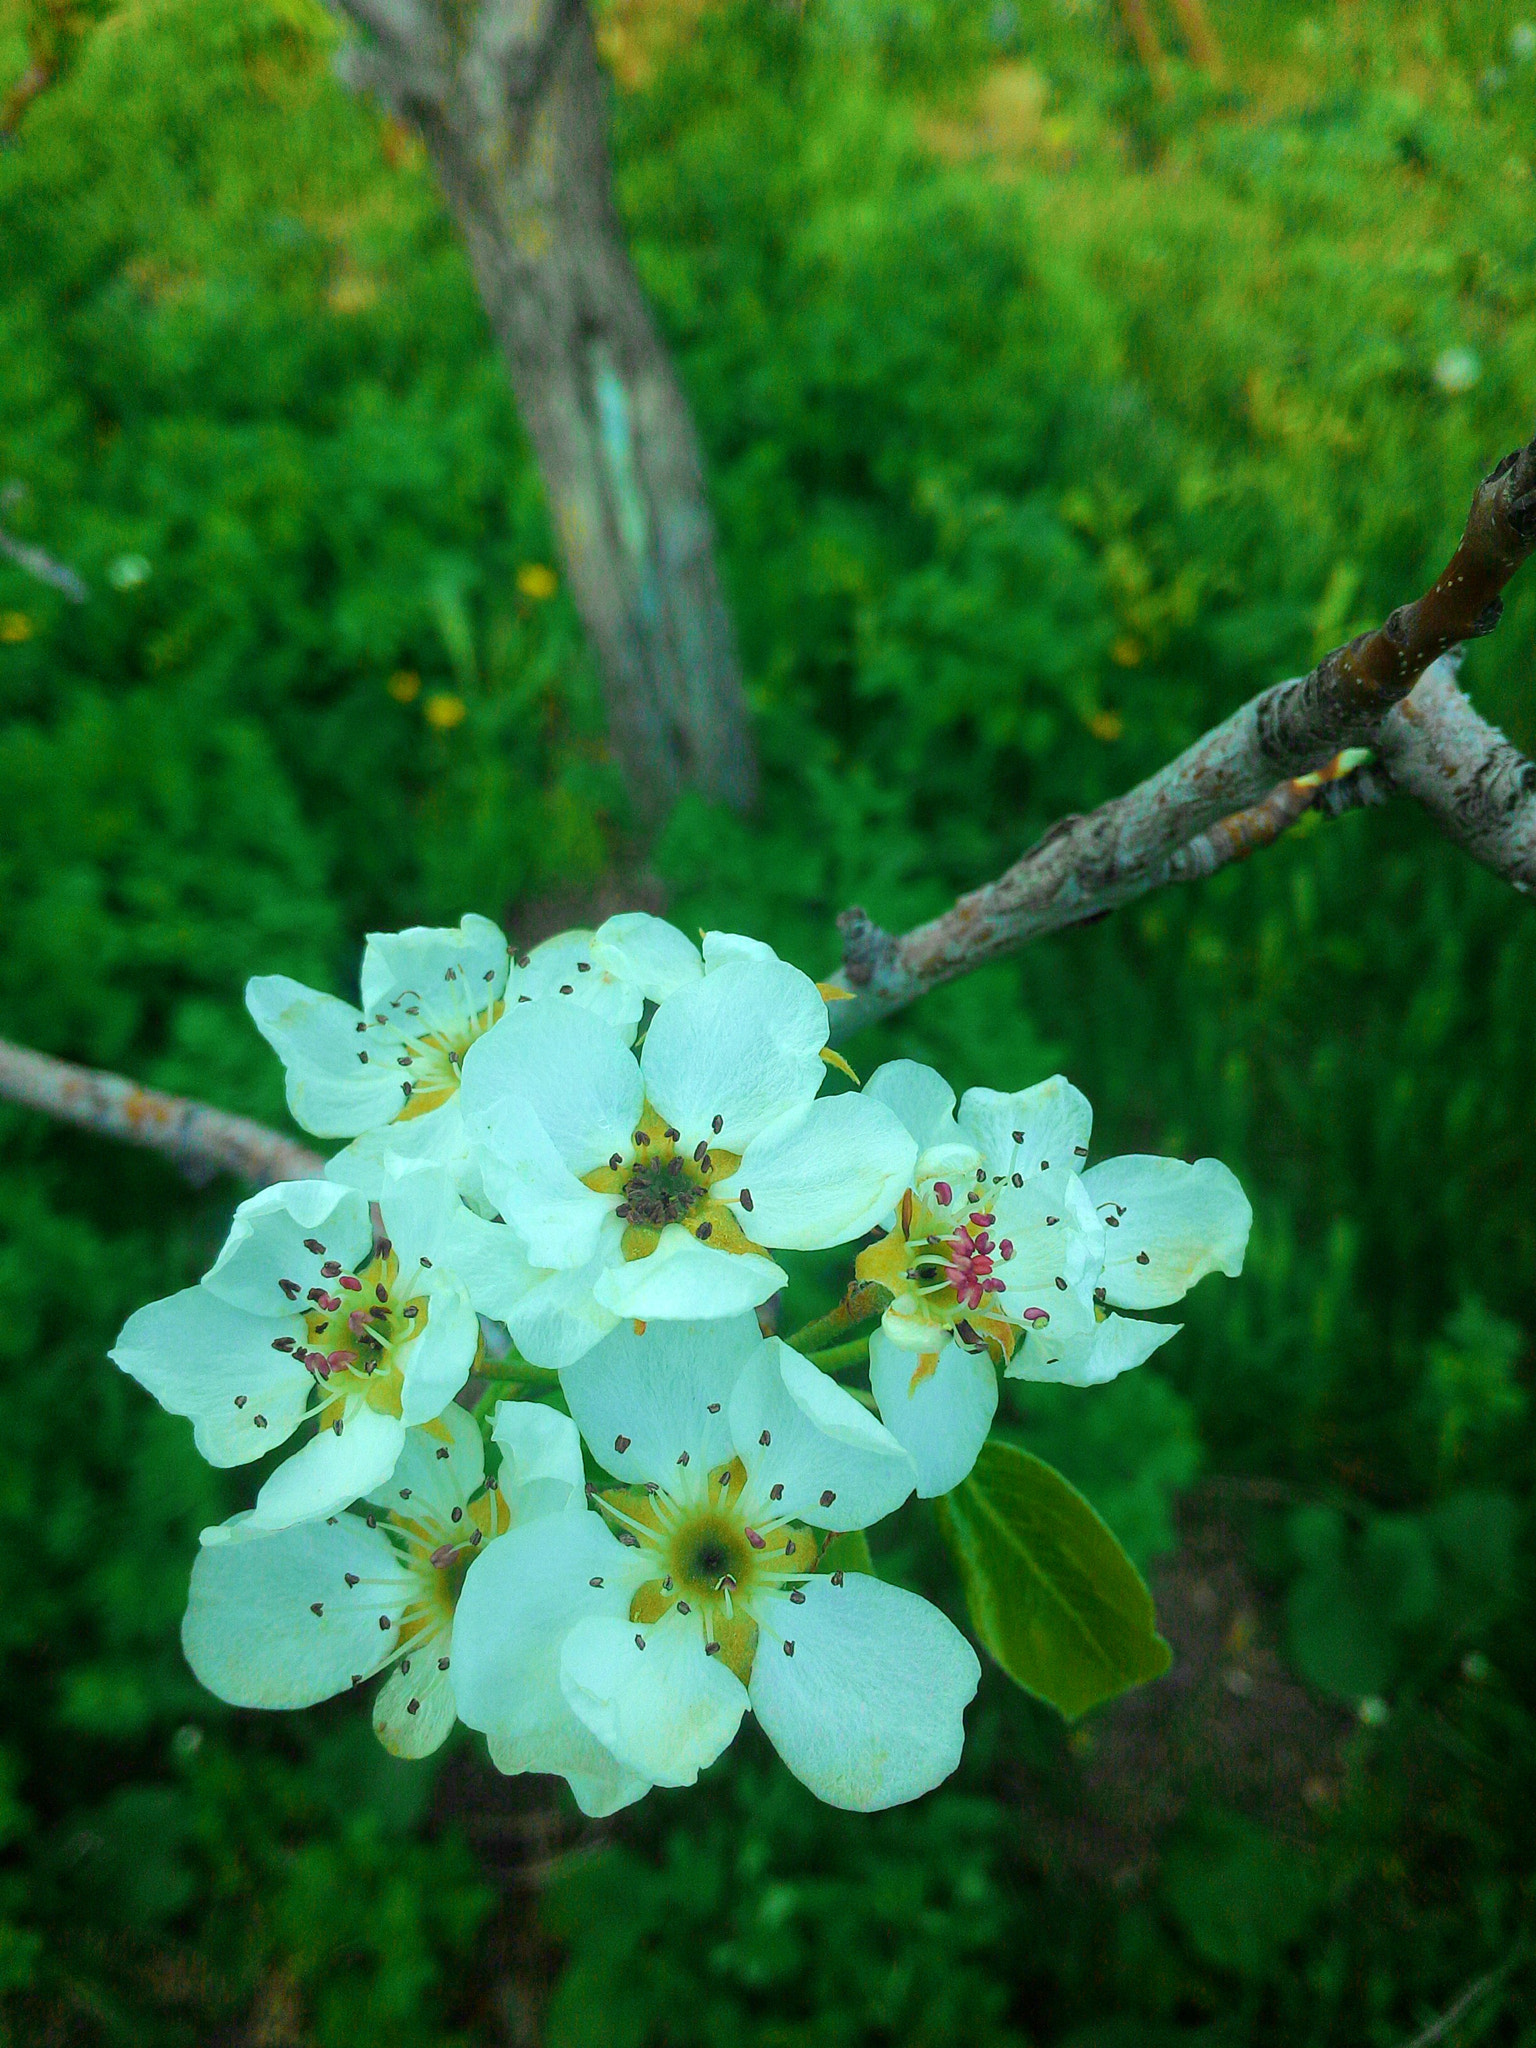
[581,1109,765,1264]
[590,1466,819,1685]
[620,1153,704,1229]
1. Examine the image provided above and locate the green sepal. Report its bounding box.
[935,1438,1170,1719]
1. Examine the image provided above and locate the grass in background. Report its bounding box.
[1,0,1534,2039]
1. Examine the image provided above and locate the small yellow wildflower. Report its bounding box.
[516,563,558,601]
[424,691,467,731]
[0,613,34,643]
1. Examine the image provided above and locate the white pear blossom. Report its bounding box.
[246,912,702,1187]
[451,1317,978,1814]
[445,959,918,1370]
[182,1400,584,1757]
[855,1062,1101,1494]
[1008,1146,1252,1386]
[111,1167,481,1531]
[856,1061,1250,1495]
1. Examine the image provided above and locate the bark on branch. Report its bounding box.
[824,432,1536,1039]
[327,0,756,816]
[0,1039,323,1187]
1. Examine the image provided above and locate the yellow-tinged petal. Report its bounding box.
[712,1611,759,1688]
[855,1228,911,1294]
[908,1352,943,1396]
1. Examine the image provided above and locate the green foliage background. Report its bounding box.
[2,0,1535,2038]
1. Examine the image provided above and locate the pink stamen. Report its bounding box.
[933,1181,953,1207]
[935,1222,999,1311]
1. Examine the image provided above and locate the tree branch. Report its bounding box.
[1374,661,1536,892]
[1160,748,1382,887]
[0,508,90,602]
[1113,0,1172,96]
[1166,0,1227,81]
[328,0,441,64]
[824,432,1536,1039]
[0,1040,323,1187]
[6,442,1536,1174]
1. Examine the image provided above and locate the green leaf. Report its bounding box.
[935,1440,1170,1719]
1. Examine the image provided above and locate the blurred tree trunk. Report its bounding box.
[333,0,756,817]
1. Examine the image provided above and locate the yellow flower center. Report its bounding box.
[353,961,508,1121]
[580,1107,767,1264]
[295,1244,432,1422]
[391,1002,505,1120]
[594,1460,820,1687]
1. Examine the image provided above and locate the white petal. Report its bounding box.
[182,1513,410,1708]
[367,1403,485,1525]
[1002,1281,1100,1366]
[560,1751,654,1820]
[728,1341,916,1529]
[987,1168,1105,1316]
[591,1227,785,1321]
[1007,1312,1180,1387]
[397,1276,480,1425]
[359,915,510,1014]
[373,1652,457,1758]
[1080,1155,1252,1309]
[700,931,778,971]
[111,1286,311,1467]
[377,1162,465,1267]
[868,1329,996,1498]
[559,1315,758,1485]
[958,1075,1093,1179]
[245,976,404,1138]
[719,1096,917,1252]
[460,1000,642,1174]
[639,959,828,1150]
[450,1509,651,1812]
[324,1103,472,1193]
[591,913,703,1004]
[862,1060,959,1153]
[244,1403,405,1532]
[876,1292,955,1354]
[748,1574,979,1811]
[492,1401,586,1518]
[511,928,644,1038]
[560,1609,747,1788]
[475,1097,614,1271]
[202,1181,372,1318]
[505,1247,626,1371]
[436,1204,543,1323]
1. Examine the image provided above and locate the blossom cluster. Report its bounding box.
[113,912,1251,1813]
